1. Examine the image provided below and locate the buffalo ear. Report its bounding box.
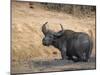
[42,22,48,35]
[54,31,64,37]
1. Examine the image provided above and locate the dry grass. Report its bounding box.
[12,1,96,63]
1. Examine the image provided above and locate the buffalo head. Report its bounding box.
[42,22,64,46]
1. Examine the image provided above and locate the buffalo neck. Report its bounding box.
[52,37,65,50]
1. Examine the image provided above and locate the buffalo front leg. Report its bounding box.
[61,51,67,60]
[60,44,67,60]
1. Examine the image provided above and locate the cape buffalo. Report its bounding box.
[42,22,93,62]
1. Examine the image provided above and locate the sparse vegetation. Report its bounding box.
[29,2,96,17]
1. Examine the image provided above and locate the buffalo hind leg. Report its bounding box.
[76,52,88,62]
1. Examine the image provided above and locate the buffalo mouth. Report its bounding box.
[42,42,50,46]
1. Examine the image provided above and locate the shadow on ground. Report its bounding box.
[11,57,96,74]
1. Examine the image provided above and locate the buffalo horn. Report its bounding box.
[54,24,64,37]
[42,22,48,35]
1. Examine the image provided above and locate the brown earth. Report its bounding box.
[11,1,96,74]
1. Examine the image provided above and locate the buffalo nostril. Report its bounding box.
[42,41,49,46]
[42,41,46,45]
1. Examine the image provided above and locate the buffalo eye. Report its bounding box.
[48,35,54,38]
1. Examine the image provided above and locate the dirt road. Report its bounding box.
[11,57,95,74]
